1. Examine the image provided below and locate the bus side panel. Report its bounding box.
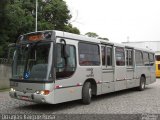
[101,82,115,94]
[134,66,142,86]
[54,86,82,104]
[144,66,151,85]
[151,63,156,83]
[115,80,127,91]
[126,69,135,88]
[127,80,136,88]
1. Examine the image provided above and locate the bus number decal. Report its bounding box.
[86,68,94,77]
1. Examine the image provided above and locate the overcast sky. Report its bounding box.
[65,0,160,43]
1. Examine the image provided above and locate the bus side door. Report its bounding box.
[101,45,114,94]
[114,47,126,91]
[126,48,135,88]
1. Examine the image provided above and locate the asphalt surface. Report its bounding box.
[0,79,160,114]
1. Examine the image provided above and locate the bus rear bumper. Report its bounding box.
[9,91,55,104]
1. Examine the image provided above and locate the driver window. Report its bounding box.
[56,44,76,79]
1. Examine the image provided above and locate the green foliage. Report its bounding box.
[98,37,109,41]
[85,32,109,41]
[0,0,80,58]
[64,24,80,34]
[85,32,99,38]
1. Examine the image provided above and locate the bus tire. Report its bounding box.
[137,76,146,91]
[82,82,92,105]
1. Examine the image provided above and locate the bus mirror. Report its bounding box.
[61,44,70,58]
[60,39,70,58]
[64,45,70,58]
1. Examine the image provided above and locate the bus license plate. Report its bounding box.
[21,96,29,100]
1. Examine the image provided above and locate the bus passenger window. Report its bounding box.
[135,51,143,66]
[79,43,100,66]
[106,47,112,66]
[101,46,105,66]
[143,52,150,66]
[149,53,155,66]
[56,44,76,79]
[126,50,133,66]
[115,47,125,66]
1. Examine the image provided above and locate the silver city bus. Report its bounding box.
[9,30,156,104]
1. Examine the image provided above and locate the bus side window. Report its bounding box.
[79,43,100,66]
[106,47,112,66]
[149,53,155,66]
[135,51,143,66]
[56,44,76,79]
[143,52,150,66]
[126,49,133,66]
[101,46,105,66]
[115,47,125,66]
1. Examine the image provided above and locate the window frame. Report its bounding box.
[56,43,77,80]
[126,49,133,67]
[143,52,150,66]
[106,46,113,67]
[149,53,155,66]
[135,50,144,66]
[78,42,100,66]
[101,46,105,66]
[115,47,125,66]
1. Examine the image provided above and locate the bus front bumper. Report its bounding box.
[9,90,54,104]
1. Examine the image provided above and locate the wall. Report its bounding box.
[0,64,11,89]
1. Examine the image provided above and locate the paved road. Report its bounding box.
[0,79,160,114]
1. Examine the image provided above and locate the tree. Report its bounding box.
[85,32,99,38]
[98,37,109,41]
[64,24,80,34]
[0,0,80,58]
[0,0,10,58]
[85,32,109,41]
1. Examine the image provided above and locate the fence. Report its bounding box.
[0,58,12,64]
[0,58,12,89]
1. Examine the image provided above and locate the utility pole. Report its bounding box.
[35,0,38,32]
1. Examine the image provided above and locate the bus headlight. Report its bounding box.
[40,91,45,95]
[40,90,50,95]
[36,91,40,94]
[36,90,50,95]
[10,88,15,92]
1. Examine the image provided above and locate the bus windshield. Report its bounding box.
[12,42,53,81]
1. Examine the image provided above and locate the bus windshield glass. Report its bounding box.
[12,42,53,81]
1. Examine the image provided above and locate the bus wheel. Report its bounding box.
[82,82,92,105]
[137,76,146,91]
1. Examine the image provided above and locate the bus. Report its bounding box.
[9,30,156,104]
[155,54,160,77]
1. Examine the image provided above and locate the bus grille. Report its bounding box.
[158,64,160,70]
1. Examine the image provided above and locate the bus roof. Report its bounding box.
[21,30,155,53]
[54,30,155,53]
